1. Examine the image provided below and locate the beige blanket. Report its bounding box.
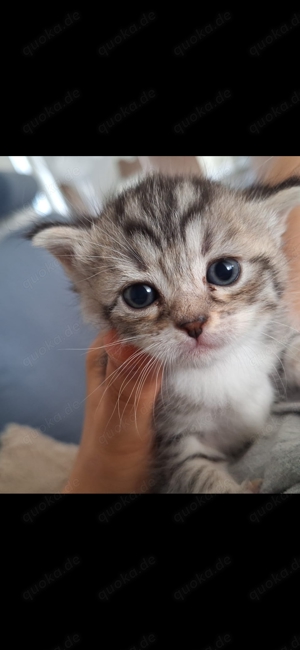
[0,423,77,493]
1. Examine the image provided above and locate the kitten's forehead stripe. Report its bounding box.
[126,249,148,272]
[179,205,202,238]
[157,256,173,282]
[201,227,214,256]
[124,221,163,251]
[112,194,127,225]
[121,176,215,250]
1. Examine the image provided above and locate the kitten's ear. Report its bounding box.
[248,177,300,240]
[262,182,300,219]
[27,223,84,275]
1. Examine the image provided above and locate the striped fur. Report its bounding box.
[28,174,300,493]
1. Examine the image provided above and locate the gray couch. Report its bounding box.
[0,173,96,443]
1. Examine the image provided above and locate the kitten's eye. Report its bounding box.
[207,259,240,286]
[123,284,158,309]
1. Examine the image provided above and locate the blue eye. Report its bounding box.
[123,284,158,309]
[207,259,240,286]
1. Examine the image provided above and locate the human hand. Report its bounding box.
[62,330,162,493]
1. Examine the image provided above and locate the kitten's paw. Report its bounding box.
[240,479,263,494]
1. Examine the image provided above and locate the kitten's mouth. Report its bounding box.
[186,335,223,353]
[194,340,218,350]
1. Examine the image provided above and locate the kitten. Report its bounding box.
[28,174,300,493]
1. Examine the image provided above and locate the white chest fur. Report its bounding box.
[161,339,276,456]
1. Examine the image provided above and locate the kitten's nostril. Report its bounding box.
[186,325,202,338]
[179,318,208,338]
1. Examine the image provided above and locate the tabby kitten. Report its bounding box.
[28,174,300,493]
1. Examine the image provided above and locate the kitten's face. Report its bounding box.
[30,174,300,369]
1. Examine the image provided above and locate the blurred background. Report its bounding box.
[0,156,270,444]
[0,156,258,236]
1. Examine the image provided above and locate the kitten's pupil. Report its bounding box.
[215,261,234,281]
[123,284,157,309]
[207,259,240,286]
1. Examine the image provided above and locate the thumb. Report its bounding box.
[85,330,162,456]
[101,330,162,451]
[104,330,162,414]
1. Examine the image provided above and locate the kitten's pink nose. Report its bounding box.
[179,317,208,339]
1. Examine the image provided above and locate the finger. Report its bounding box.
[85,330,162,437]
[85,330,152,398]
[91,330,162,451]
[103,330,162,402]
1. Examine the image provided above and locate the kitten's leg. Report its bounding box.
[166,457,257,493]
[160,437,257,494]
